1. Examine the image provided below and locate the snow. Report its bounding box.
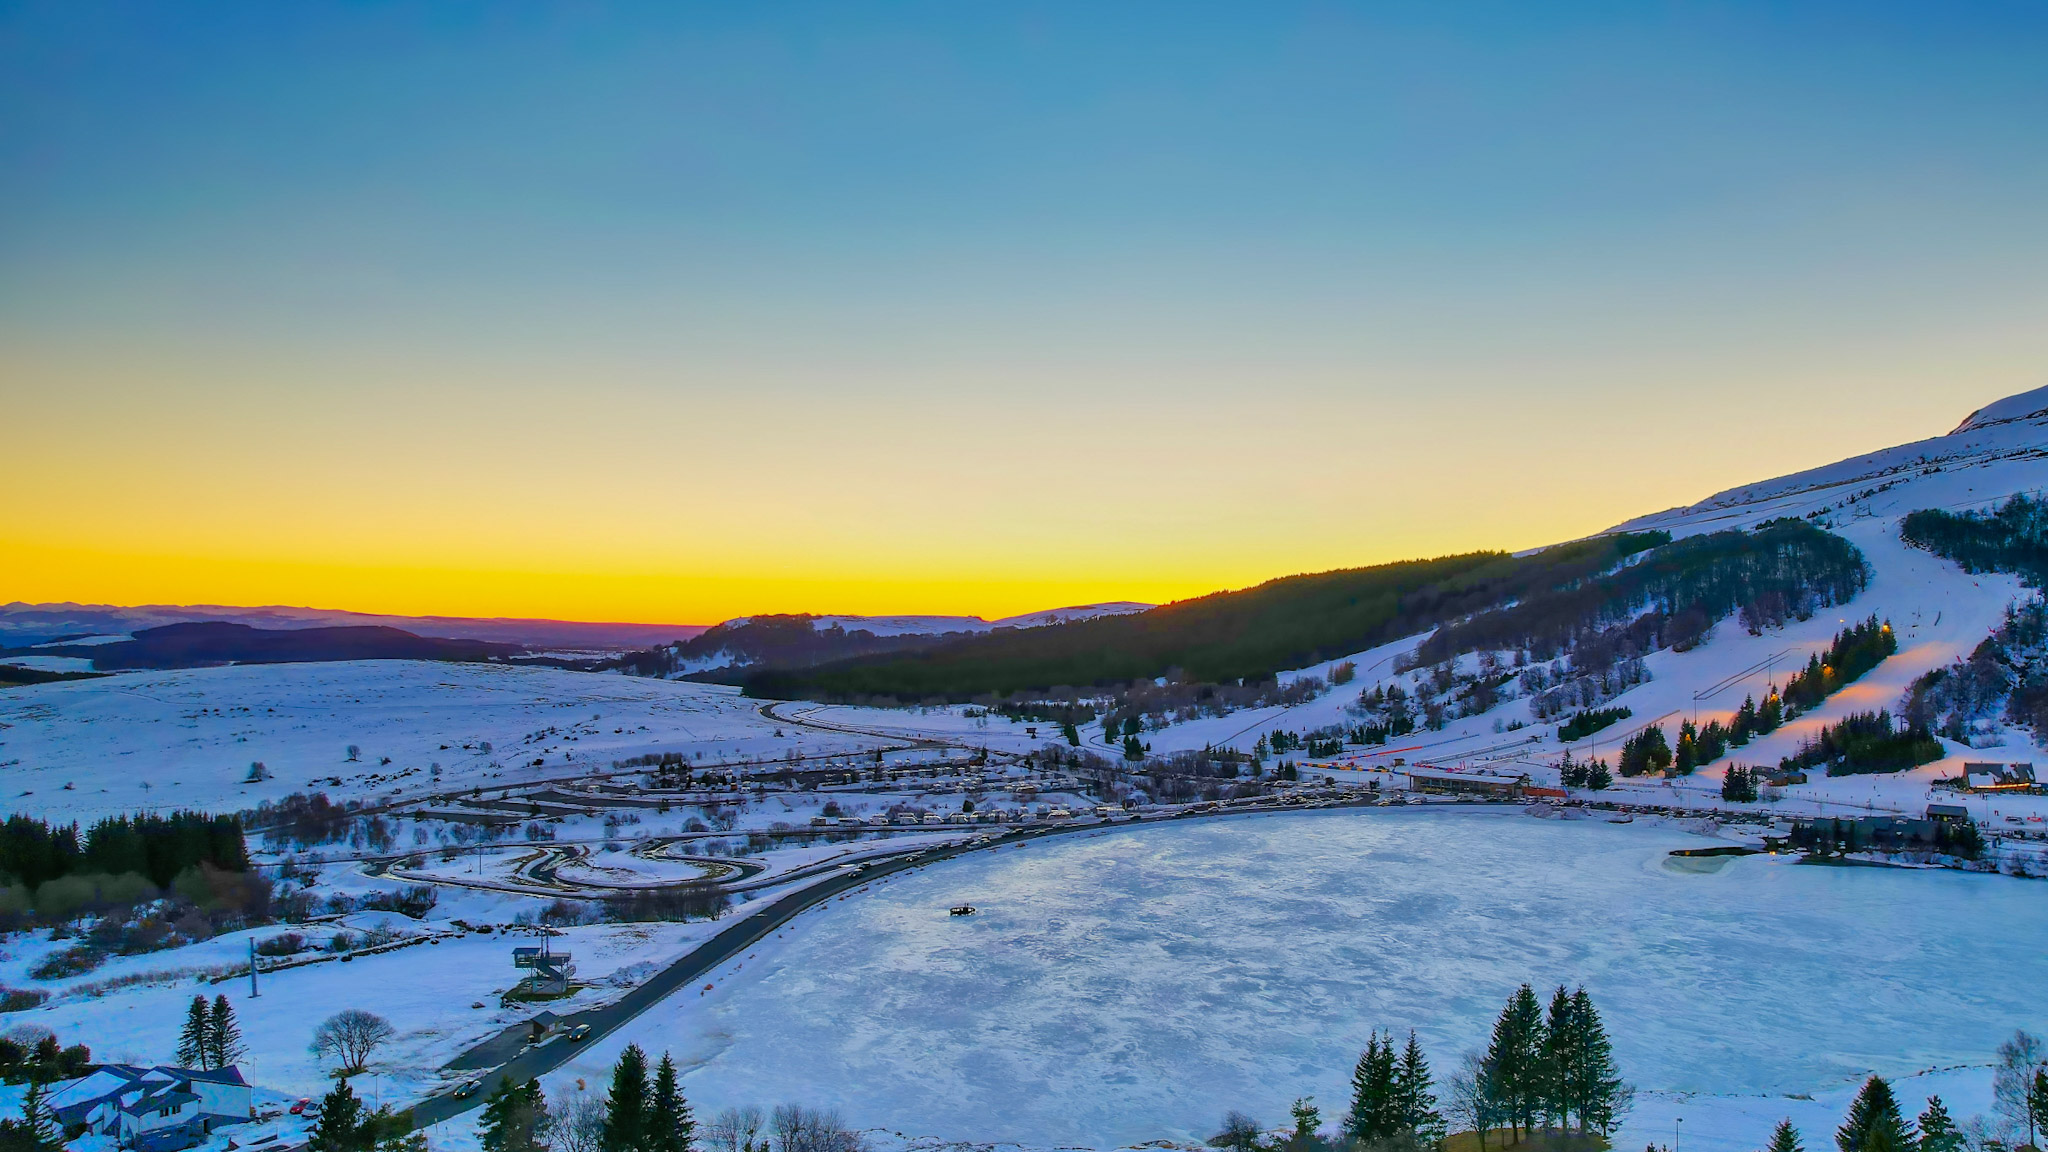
[7,918,723,1103]
[0,661,876,822]
[547,808,2045,1152]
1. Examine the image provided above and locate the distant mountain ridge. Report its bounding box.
[0,602,705,652]
[17,621,522,670]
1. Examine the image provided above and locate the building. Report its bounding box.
[1404,765,1528,798]
[1964,763,2037,791]
[1927,803,1972,823]
[53,1065,252,1152]
[511,941,575,997]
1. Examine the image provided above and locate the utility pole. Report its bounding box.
[248,937,260,998]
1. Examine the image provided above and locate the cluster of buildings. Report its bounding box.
[1962,762,2038,791]
[49,1064,253,1152]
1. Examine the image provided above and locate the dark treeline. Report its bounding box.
[748,535,1675,702]
[0,810,246,889]
[1780,616,1897,713]
[1779,710,1944,777]
[1904,597,2048,742]
[1412,520,1868,673]
[1556,707,1630,742]
[1902,493,2048,585]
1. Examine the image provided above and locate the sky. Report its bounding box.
[4,3,2047,625]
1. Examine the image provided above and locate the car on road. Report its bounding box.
[569,1024,592,1041]
[452,1078,483,1099]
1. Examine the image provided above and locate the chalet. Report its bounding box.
[1927,803,1972,824]
[53,1065,251,1151]
[1964,763,2036,791]
[1404,766,1528,798]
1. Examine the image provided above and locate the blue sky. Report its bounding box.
[3,3,2046,621]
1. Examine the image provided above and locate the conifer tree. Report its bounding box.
[1540,986,1576,1129]
[310,1078,366,1152]
[178,995,211,1068]
[481,1078,547,1152]
[603,1044,650,1152]
[1345,1033,1397,1141]
[19,1078,57,1151]
[1835,1076,1912,1152]
[649,1053,693,1152]
[209,995,246,1068]
[1565,987,1624,1134]
[1394,1031,1444,1143]
[1914,1097,1960,1152]
[1482,985,1544,1140]
[1766,1119,1804,1152]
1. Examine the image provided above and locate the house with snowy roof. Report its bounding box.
[53,1064,251,1151]
[1964,762,2036,791]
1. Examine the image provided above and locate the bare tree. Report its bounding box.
[1996,1031,2047,1147]
[548,1088,607,1152]
[705,1106,766,1152]
[1208,1112,1263,1152]
[1444,1052,1500,1152]
[770,1104,862,1152]
[309,1009,395,1074]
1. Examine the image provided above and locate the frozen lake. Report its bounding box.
[572,809,2046,1147]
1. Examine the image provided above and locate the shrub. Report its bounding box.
[256,932,306,957]
[0,988,47,1013]
[29,946,105,981]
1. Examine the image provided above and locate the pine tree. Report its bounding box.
[1766,1119,1804,1152]
[19,1078,58,1151]
[481,1078,547,1152]
[1915,1097,1961,1152]
[603,1044,650,1152]
[1394,1031,1444,1143]
[1482,986,1544,1140]
[310,1078,365,1152]
[1540,985,1577,1130]
[1287,1098,1321,1152]
[1345,1033,1397,1141]
[1836,1076,1912,1152]
[178,995,212,1069]
[209,995,246,1068]
[1566,987,1623,1135]
[649,1053,694,1152]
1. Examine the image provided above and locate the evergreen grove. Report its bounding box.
[1210,983,1627,1151]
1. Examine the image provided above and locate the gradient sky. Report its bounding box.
[4,3,2046,624]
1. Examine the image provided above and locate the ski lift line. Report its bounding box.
[1692,650,1793,703]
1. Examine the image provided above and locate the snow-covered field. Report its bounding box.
[550,808,2042,1152]
[0,662,876,822]
[3,916,723,1103]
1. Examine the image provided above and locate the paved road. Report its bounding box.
[405,818,1076,1127]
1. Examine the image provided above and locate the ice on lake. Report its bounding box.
[588,809,2046,1146]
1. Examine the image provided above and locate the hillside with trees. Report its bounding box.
[749,522,1868,730]
[750,535,1677,702]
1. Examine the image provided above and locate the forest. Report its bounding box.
[1902,493,2048,585]
[1778,710,1944,777]
[751,533,1690,702]
[0,810,248,890]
